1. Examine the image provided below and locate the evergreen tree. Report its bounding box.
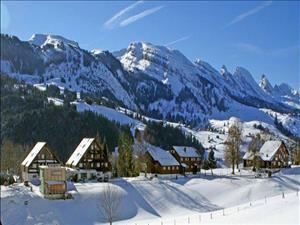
[117,133,134,177]
[208,149,217,175]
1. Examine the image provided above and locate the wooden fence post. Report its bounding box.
[265,196,267,204]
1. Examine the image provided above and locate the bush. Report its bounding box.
[0,173,15,185]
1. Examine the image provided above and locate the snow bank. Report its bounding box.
[1,168,299,225]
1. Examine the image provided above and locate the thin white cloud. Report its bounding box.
[164,35,191,47]
[235,42,299,57]
[104,1,143,29]
[235,43,264,55]
[225,1,272,28]
[119,6,163,27]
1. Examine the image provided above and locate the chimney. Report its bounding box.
[184,147,186,152]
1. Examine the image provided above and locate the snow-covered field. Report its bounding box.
[1,167,299,225]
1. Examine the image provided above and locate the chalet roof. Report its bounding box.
[243,140,283,162]
[147,145,180,166]
[66,138,94,167]
[173,146,200,158]
[21,142,46,167]
[243,151,255,160]
[259,141,282,161]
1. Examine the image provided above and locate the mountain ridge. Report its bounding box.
[1,33,299,133]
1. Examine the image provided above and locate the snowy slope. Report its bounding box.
[1,167,299,225]
[71,101,142,126]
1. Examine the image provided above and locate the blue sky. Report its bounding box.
[1,1,299,89]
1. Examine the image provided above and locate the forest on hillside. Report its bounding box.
[1,74,204,175]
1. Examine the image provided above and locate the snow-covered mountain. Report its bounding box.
[259,74,300,110]
[1,33,299,133]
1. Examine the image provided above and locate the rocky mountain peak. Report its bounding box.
[29,34,79,49]
[259,74,273,93]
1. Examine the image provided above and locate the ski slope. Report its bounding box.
[1,167,299,225]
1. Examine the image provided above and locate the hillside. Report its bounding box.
[1,75,204,163]
[1,34,299,134]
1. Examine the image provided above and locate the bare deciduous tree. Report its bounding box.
[248,133,264,170]
[225,119,242,174]
[99,184,123,225]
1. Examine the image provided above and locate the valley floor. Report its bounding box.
[1,167,299,225]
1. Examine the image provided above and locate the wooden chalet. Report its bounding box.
[170,146,201,174]
[243,140,289,169]
[146,145,180,175]
[39,165,67,199]
[21,142,61,182]
[66,138,111,181]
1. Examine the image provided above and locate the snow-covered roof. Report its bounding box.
[172,146,200,157]
[45,181,65,185]
[242,151,254,160]
[66,138,94,167]
[243,141,284,162]
[181,163,188,168]
[21,142,47,167]
[259,141,282,161]
[242,151,261,160]
[147,145,179,166]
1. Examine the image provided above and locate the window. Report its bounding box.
[181,157,183,161]
[79,163,83,168]
[91,163,94,168]
[32,164,37,168]
[97,163,100,167]
[41,154,45,159]
[163,167,166,170]
[105,162,108,167]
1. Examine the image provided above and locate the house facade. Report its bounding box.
[170,146,201,174]
[243,141,289,169]
[66,138,111,181]
[146,145,180,175]
[21,142,61,182]
[39,165,67,199]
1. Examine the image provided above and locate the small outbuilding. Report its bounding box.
[21,142,61,182]
[39,165,67,199]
